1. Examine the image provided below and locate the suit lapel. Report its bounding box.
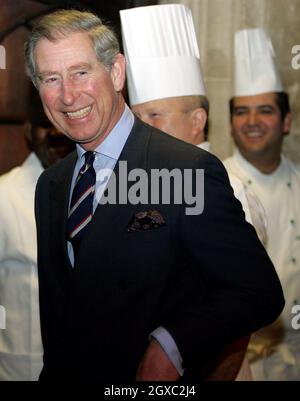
[49,152,77,272]
[96,117,151,220]
[74,118,153,269]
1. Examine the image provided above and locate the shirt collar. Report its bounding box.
[76,105,134,161]
[197,141,211,152]
[233,148,284,177]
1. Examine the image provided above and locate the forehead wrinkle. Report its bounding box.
[35,33,96,76]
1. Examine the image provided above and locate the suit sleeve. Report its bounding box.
[164,154,284,370]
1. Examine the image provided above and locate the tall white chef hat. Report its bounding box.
[234,28,283,96]
[120,4,205,106]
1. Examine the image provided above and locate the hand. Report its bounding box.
[136,339,180,381]
[205,335,250,381]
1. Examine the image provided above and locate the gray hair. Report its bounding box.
[25,9,120,87]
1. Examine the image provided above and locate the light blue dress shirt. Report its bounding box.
[67,105,183,375]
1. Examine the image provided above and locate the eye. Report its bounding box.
[234,109,247,116]
[75,70,88,78]
[259,107,274,114]
[150,112,160,119]
[43,76,59,85]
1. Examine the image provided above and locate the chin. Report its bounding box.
[68,132,95,143]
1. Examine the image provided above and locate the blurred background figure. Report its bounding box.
[224,28,300,381]
[0,92,75,380]
[26,108,75,169]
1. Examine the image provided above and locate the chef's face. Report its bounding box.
[231,92,290,162]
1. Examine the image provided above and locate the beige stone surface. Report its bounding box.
[160,0,300,163]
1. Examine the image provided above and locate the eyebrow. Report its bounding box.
[233,104,276,110]
[38,63,92,79]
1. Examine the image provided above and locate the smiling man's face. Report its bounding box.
[35,31,125,150]
[231,92,290,164]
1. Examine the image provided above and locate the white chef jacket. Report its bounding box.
[224,149,300,380]
[0,153,43,381]
[198,142,267,242]
[199,142,260,381]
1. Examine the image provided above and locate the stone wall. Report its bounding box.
[160,0,300,163]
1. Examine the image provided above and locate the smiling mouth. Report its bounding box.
[65,105,92,119]
[245,131,263,138]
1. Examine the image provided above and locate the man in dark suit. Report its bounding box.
[25,9,284,381]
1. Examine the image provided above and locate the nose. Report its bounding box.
[247,109,260,126]
[60,79,78,106]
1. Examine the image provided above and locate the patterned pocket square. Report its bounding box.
[127,209,166,233]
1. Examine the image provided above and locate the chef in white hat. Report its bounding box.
[121,4,207,145]
[120,4,270,381]
[121,4,264,229]
[224,28,300,381]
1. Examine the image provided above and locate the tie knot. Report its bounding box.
[84,151,95,167]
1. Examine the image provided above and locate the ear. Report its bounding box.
[191,108,207,141]
[283,112,292,136]
[110,53,126,92]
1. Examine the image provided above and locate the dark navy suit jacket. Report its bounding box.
[35,117,284,381]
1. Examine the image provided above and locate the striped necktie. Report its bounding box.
[67,151,96,256]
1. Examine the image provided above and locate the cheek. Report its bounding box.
[158,120,177,136]
[140,115,153,126]
[90,78,114,103]
[232,119,245,133]
[39,90,56,113]
[179,116,193,131]
[153,120,165,131]
[263,117,281,130]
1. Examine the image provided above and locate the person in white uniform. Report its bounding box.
[0,96,74,380]
[224,28,300,381]
[120,4,266,380]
